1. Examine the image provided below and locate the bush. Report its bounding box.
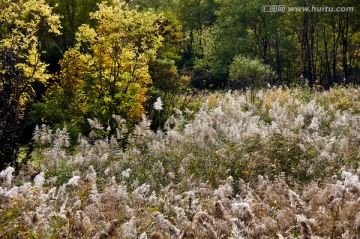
[229,55,276,90]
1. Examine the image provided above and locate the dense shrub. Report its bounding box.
[229,55,276,90]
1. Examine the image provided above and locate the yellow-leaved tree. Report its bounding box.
[0,0,61,168]
[54,0,164,126]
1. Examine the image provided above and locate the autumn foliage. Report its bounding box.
[45,1,164,127]
[0,0,61,168]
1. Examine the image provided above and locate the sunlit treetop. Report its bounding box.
[0,0,61,86]
[57,0,164,123]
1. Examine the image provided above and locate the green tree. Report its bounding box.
[148,13,189,94]
[194,0,267,88]
[125,0,176,10]
[175,0,218,67]
[194,0,360,88]
[46,0,102,48]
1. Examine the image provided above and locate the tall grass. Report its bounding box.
[1,86,360,238]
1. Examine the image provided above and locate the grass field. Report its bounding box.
[1,86,360,238]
